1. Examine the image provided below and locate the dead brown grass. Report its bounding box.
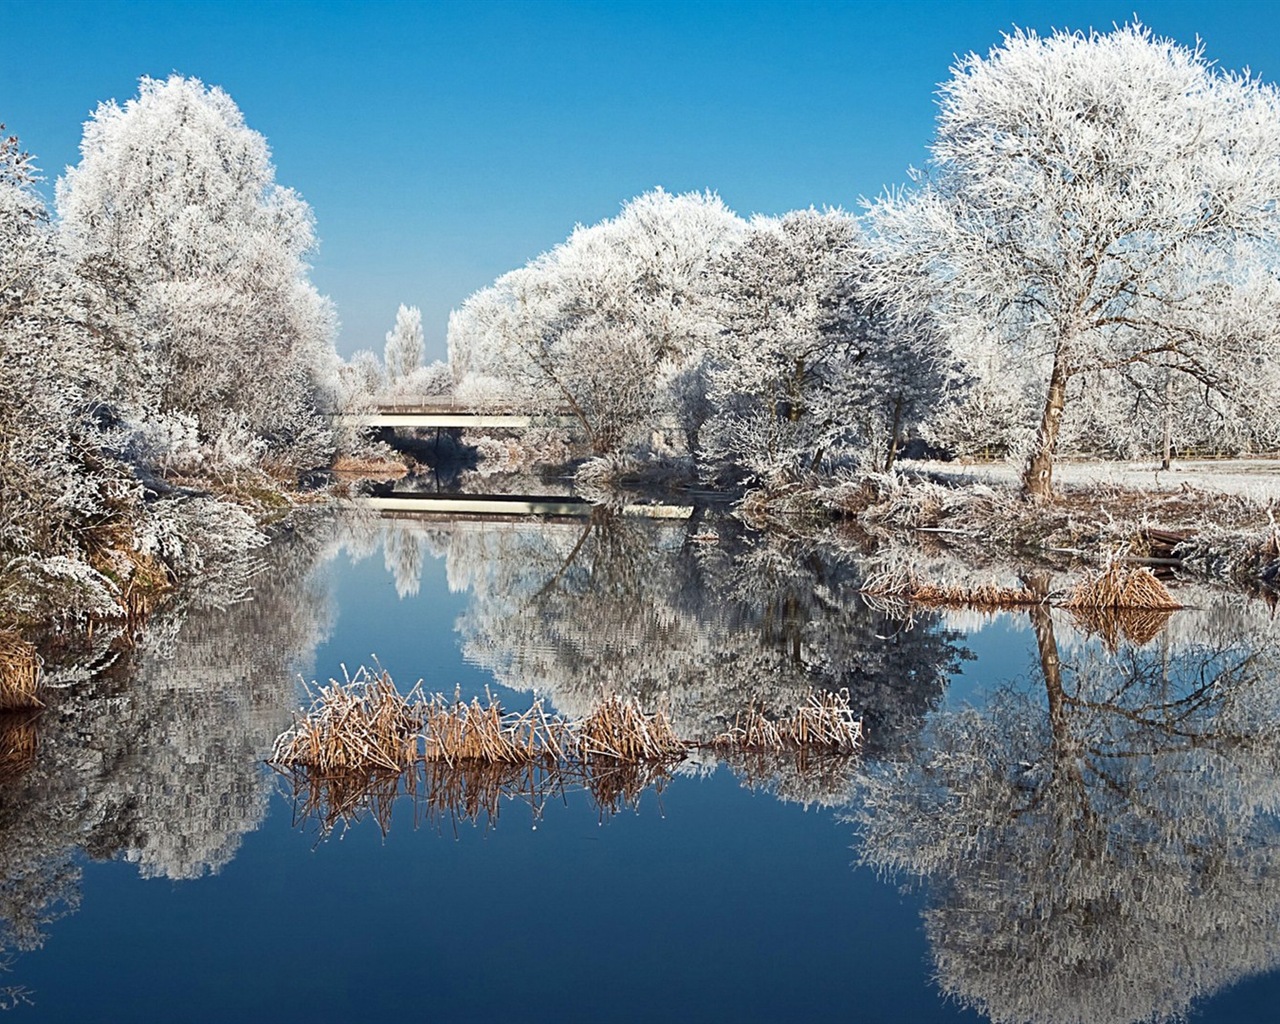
[331,456,409,481]
[421,692,575,765]
[271,667,423,772]
[1065,562,1182,610]
[861,569,1042,609]
[577,695,684,761]
[711,690,863,754]
[0,631,42,711]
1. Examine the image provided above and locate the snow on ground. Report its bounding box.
[906,458,1280,505]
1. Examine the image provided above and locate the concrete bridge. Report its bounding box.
[337,401,577,430]
[363,493,693,520]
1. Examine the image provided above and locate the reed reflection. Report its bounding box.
[854,592,1280,1024]
[428,510,968,761]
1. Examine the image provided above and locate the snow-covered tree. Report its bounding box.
[704,209,953,482]
[866,23,1280,495]
[0,127,139,561]
[448,188,744,454]
[383,303,423,381]
[56,75,339,474]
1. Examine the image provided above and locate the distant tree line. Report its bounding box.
[442,23,1280,497]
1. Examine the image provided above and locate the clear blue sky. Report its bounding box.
[4,0,1279,359]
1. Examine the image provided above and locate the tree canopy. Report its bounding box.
[866,23,1280,496]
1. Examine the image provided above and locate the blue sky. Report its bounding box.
[4,0,1279,358]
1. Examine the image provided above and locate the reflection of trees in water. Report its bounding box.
[0,516,340,964]
[854,593,1280,1024]
[440,512,965,761]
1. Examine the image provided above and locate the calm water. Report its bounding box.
[3,510,1280,1023]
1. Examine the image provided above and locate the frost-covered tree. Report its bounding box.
[381,359,453,405]
[56,75,339,474]
[705,209,952,481]
[0,127,140,561]
[383,303,423,381]
[448,189,743,454]
[867,23,1280,495]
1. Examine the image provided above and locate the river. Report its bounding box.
[2,508,1279,1023]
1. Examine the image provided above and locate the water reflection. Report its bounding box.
[854,592,1280,1024]
[0,516,338,967]
[427,510,967,761]
[5,507,1280,1023]
[282,756,682,838]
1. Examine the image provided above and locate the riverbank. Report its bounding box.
[738,462,1280,595]
[0,469,328,665]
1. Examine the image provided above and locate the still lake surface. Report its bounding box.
[4,509,1280,1022]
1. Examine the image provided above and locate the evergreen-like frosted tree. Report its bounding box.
[383,303,424,381]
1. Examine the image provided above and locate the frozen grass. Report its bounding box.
[272,666,864,835]
[1064,562,1182,611]
[862,567,1042,608]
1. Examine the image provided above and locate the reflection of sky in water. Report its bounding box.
[5,516,1280,1022]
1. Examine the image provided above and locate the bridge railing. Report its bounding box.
[369,400,574,416]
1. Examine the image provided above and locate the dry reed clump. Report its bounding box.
[861,569,1042,609]
[271,670,866,836]
[271,667,423,772]
[711,690,863,754]
[577,695,684,761]
[421,692,575,765]
[0,631,42,711]
[1065,562,1182,610]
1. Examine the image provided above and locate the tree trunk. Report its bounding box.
[1022,351,1070,500]
[789,357,805,423]
[1160,366,1173,471]
[884,393,904,473]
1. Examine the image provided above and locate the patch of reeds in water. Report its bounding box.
[861,569,1041,609]
[578,694,684,761]
[271,668,422,772]
[272,668,864,837]
[710,690,863,755]
[0,631,42,711]
[1065,562,1182,611]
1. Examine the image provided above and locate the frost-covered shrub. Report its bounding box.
[0,556,121,622]
[135,498,266,578]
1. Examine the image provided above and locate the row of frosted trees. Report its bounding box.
[1,76,340,603]
[445,24,1280,498]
